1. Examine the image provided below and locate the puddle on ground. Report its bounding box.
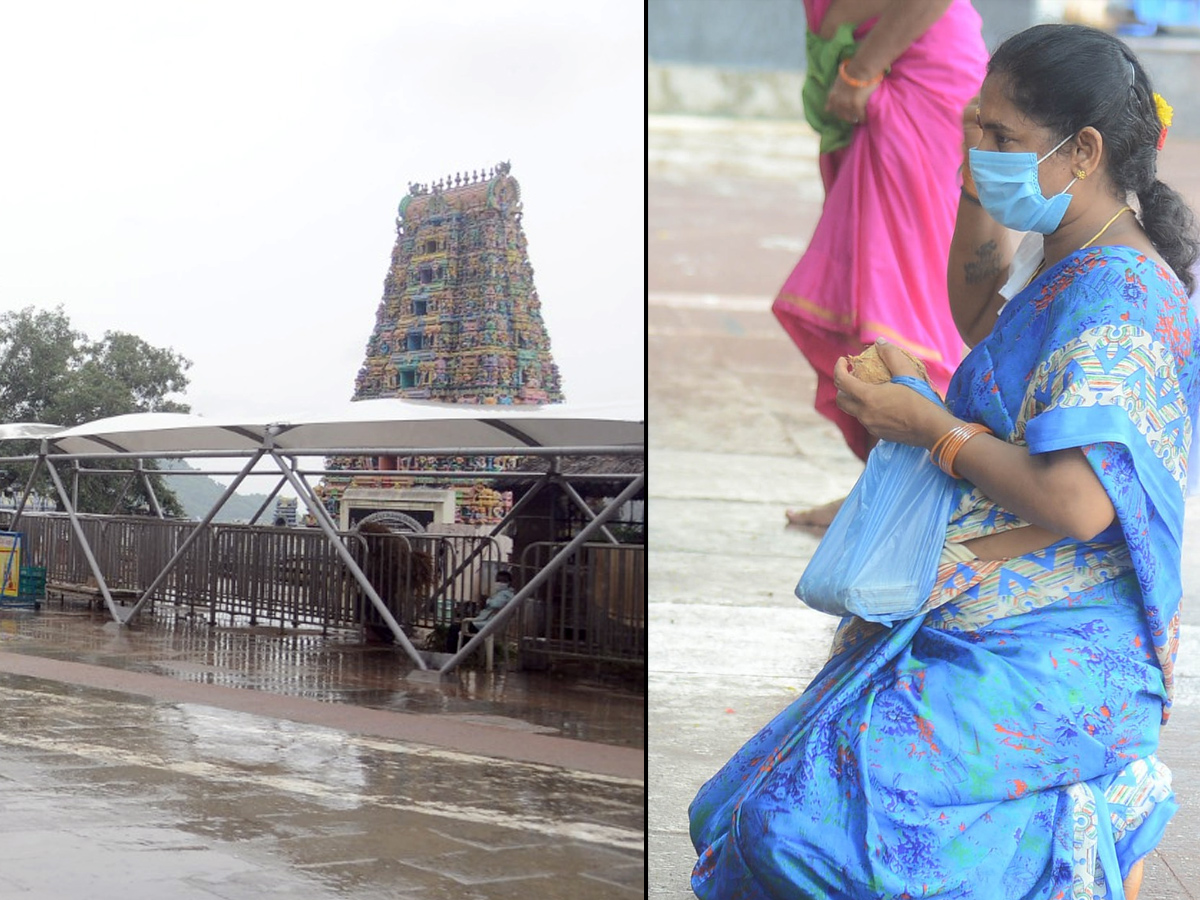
[0,601,645,749]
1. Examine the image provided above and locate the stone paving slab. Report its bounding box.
[0,597,646,899]
[0,665,644,899]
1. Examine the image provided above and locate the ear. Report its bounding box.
[1072,126,1104,179]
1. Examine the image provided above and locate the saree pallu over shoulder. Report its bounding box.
[690,246,1199,897]
[949,246,1200,720]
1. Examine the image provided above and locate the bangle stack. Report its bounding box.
[930,423,992,478]
[838,59,884,89]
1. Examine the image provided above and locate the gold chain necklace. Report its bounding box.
[1084,205,1134,246]
[1022,205,1134,290]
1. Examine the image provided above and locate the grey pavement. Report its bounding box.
[648,113,1200,898]
[0,604,644,899]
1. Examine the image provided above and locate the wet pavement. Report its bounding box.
[649,113,1200,899]
[0,601,644,899]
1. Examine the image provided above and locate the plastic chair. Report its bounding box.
[458,619,496,672]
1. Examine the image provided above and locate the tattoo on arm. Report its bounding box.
[963,240,1001,286]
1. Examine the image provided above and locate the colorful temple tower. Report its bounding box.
[315,164,562,529]
[354,162,563,405]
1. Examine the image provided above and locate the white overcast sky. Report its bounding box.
[0,1,645,423]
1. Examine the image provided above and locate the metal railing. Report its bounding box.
[515,541,647,664]
[2,513,646,665]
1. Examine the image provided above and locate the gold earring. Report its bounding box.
[1076,168,1088,179]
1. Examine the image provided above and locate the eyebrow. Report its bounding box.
[978,118,1015,136]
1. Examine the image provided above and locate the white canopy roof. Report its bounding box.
[0,399,645,666]
[31,399,645,457]
[0,423,67,441]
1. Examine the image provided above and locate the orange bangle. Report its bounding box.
[931,426,979,478]
[929,430,957,467]
[838,59,884,89]
[930,423,993,479]
[929,422,974,465]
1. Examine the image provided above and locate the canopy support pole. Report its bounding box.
[249,475,290,525]
[432,474,645,677]
[268,450,428,670]
[121,450,267,624]
[104,473,135,517]
[559,477,620,545]
[427,471,556,608]
[137,460,165,519]
[43,457,124,624]
[6,451,46,534]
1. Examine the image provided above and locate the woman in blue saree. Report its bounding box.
[689,24,1200,900]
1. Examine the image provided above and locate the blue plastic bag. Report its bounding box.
[795,376,958,626]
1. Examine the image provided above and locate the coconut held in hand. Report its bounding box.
[845,343,929,385]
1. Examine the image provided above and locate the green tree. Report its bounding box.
[0,305,192,516]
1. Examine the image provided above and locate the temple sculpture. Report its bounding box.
[314,164,561,529]
[354,162,563,405]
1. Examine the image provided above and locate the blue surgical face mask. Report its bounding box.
[968,134,1078,234]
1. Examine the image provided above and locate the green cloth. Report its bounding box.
[802,22,859,155]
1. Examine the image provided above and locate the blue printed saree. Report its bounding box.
[689,246,1200,898]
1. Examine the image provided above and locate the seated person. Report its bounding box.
[444,571,515,652]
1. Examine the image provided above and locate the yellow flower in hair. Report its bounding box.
[1154,92,1174,128]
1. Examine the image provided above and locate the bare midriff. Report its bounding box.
[961,524,1065,561]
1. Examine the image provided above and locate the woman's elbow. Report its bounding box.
[1059,505,1117,543]
[1039,451,1115,542]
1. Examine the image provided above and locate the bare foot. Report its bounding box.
[1124,858,1144,900]
[785,497,845,531]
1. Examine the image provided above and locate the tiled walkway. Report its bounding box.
[0,601,645,899]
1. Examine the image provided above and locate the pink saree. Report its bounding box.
[774,0,987,460]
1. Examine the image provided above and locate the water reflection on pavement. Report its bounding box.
[0,604,645,749]
[0,603,645,899]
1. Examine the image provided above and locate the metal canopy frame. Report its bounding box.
[0,403,644,678]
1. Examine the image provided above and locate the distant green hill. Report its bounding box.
[158,460,287,523]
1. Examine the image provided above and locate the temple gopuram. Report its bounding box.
[354,161,563,404]
[314,163,563,530]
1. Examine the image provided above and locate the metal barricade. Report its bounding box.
[4,513,516,641]
[3,513,646,666]
[517,541,646,664]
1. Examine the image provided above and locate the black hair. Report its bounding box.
[988,23,1199,294]
[496,570,512,582]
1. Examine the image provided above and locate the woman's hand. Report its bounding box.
[837,344,1116,541]
[824,74,874,125]
[816,0,954,126]
[833,341,956,447]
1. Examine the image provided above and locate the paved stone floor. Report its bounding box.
[649,113,1200,898]
[0,602,644,899]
